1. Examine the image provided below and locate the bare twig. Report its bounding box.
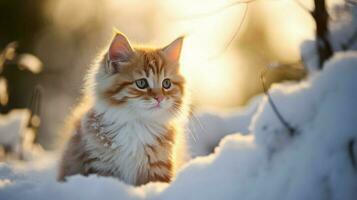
[311,0,333,69]
[267,60,303,69]
[294,0,312,13]
[260,68,295,136]
[176,0,257,20]
[209,4,249,59]
[28,85,43,142]
[174,0,255,59]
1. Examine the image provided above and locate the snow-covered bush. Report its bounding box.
[0,109,43,160]
[0,110,30,149]
[301,1,357,72]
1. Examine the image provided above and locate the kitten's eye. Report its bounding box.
[162,79,171,89]
[135,78,149,89]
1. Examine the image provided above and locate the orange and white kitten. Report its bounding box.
[57,32,189,185]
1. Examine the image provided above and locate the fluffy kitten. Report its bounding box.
[57,32,189,185]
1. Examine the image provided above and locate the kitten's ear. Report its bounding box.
[162,36,184,63]
[108,32,134,63]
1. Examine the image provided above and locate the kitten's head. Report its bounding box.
[91,32,186,121]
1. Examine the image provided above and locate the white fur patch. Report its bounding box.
[81,100,170,184]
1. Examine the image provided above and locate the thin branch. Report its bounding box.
[311,0,333,69]
[175,0,257,20]
[294,0,312,13]
[260,68,295,136]
[208,4,249,60]
[28,85,42,127]
[173,0,261,60]
[267,60,303,69]
[27,84,43,144]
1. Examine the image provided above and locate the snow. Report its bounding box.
[17,53,43,74]
[0,109,30,148]
[329,3,357,51]
[1,3,357,197]
[187,95,262,157]
[1,51,357,200]
[0,109,43,160]
[300,2,357,72]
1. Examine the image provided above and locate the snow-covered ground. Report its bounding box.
[1,2,357,198]
[1,51,357,200]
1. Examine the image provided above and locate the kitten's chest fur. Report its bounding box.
[59,110,175,185]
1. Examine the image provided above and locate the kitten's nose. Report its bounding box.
[154,95,165,103]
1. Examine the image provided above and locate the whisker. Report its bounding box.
[187,111,203,144]
[170,105,199,144]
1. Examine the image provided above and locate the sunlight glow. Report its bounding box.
[46,0,315,108]
[159,0,248,107]
[261,0,315,61]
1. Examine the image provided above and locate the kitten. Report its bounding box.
[57,31,189,186]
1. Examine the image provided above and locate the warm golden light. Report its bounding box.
[159,0,249,107]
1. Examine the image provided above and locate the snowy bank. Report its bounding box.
[187,95,262,157]
[1,52,357,200]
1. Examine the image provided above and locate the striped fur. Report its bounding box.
[58,32,189,186]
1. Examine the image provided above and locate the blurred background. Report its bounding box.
[0,0,318,149]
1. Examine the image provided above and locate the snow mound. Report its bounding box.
[1,52,357,199]
[187,95,262,157]
[252,52,357,152]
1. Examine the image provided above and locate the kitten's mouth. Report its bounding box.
[149,103,162,110]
